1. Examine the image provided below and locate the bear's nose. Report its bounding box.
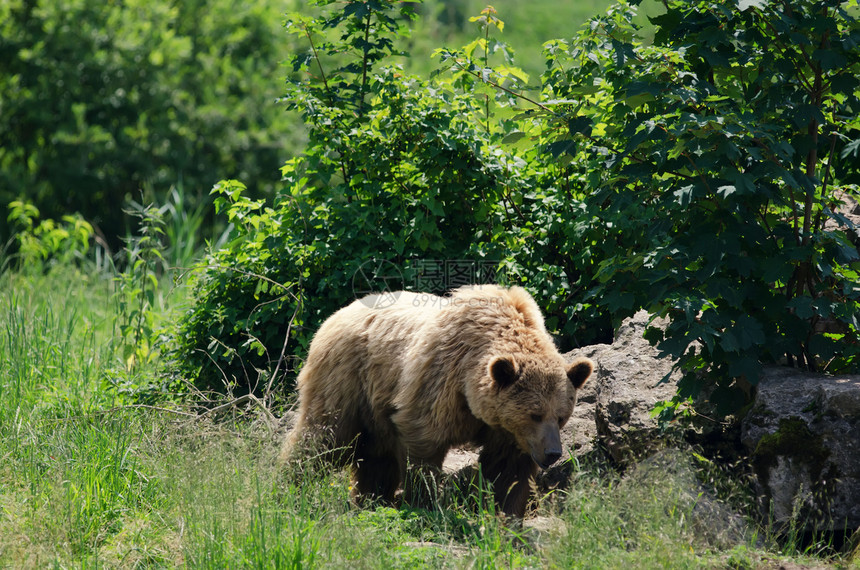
[543,450,561,467]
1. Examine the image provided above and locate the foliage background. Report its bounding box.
[543,0,860,415]
[3,0,860,414]
[0,0,299,252]
[0,0,625,254]
[171,0,860,423]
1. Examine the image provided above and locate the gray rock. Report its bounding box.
[584,310,682,464]
[561,343,608,456]
[741,366,860,532]
[522,514,566,547]
[442,446,478,474]
[823,190,860,248]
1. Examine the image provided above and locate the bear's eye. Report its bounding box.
[558,417,565,427]
[530,413,543,422]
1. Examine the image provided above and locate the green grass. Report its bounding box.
[1,265,857,568]
[404,0,664,80]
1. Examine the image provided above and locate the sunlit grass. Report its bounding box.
[405,0,663,80]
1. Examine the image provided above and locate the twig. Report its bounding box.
[198,393,254,416]
[449,58,553,113]
[265,293,304,397]
[302,23,332,106]
[43,404,197,422]
[198,393,278,432]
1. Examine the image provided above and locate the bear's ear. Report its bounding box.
[489,356,519,389]
[566,357,593,390]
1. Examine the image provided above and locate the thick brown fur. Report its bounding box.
[280,285,593,517]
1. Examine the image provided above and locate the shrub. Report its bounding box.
[4,200,94,271]
[536,0,860,415]
[169,1,547,393]
[0,0,297,251]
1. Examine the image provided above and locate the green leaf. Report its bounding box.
[727,170,756,194]
[792,103,826,128]
[720,330,740,353]
[501,131,526,144]
[735,315,765,349]
[841,138,860,159]
[495,65,529,83]
[717,185,736,198]
[568,116,593,137]
[544,139,577,158]
[812,49,846,71]
[673,185,695,206]
[728,356,761,384]
[787,296,815,319]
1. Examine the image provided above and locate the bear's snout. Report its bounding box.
[531,423,563,468]
[541,449,562,468]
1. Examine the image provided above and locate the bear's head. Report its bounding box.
[487,355,593,468]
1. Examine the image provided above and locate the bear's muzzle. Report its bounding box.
[532,423,563,468]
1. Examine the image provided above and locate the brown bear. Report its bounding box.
[281,284,593,517]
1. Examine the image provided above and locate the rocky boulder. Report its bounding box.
[566,310,681,465]
[741,367,860,532]
[559,343,605,456]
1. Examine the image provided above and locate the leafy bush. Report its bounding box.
[535,0,860,415]
[170,1,550,393]
[4,201,94,271]
[0,0,297,251]
[432,6,617,346]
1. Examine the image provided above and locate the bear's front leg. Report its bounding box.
[351,431,405,506]
[478,440,538,518]
[402,451,447,509]
[352,455,403,505]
